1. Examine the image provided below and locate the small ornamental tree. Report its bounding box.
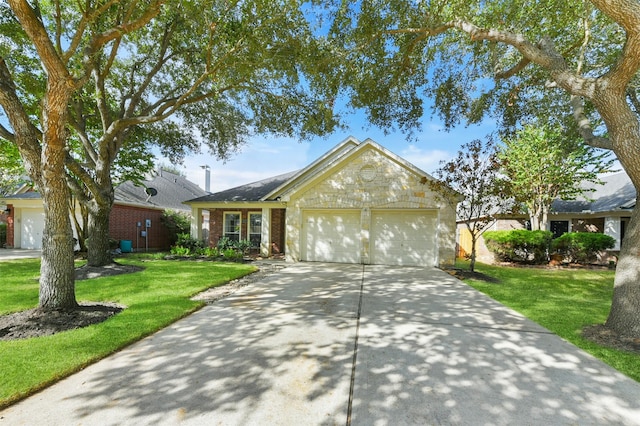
[430,139,508,272]
[499,125,613,231]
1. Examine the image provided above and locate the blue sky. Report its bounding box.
[172,113,497,194]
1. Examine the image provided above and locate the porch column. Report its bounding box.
[605,217,621,250]
[190,207,203,241]
[260,207,271,257]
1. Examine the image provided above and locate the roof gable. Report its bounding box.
[272,137,441,201]
[262,136,361,200]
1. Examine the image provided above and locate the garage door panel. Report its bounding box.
[371,211,437,267]
[303,211,361,263]
[21,210,45,250]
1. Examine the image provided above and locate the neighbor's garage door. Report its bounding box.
[371,210,437,267]
[21,209,45,250]
[302,210,361,263]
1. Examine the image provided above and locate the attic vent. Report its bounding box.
[359,165,377,182]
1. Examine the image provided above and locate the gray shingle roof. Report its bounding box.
[551,172,636,213]
[5,170,207,212]
[187,170,299,202]
[115,169,208,211]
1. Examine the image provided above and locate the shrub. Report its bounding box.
[216,236,236,251]
[217,237,252,255]
[161,210,192,246]
[222,248,244,261]
[484,229,553,264]
[170,245,192,256]
[197,246,220,258]
[0,223,6,247]
[552,232,616,264]
[174,233,205,252]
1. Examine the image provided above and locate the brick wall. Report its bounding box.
[208,207,286,254]
[109,204,171,251]
[4,204,14,248]
[271,208,285,253]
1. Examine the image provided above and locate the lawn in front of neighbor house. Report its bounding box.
[0,255,256,409]
[459,260,640,383]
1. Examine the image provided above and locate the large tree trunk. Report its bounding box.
[86,192,115,267]
[596,90,640,338]
[605,194,640,336]
[39,177,76,309]
[38,81,77,310]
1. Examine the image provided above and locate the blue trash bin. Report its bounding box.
[120,240,132,253]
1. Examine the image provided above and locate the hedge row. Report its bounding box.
[483,230,616,264]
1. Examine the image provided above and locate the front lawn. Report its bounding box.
[0,256,256,409]
[459,261,640,382]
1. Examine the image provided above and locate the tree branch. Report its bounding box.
[0,122,15,142]
[494,57,530,79]
[88,1,164,51]
[627,88,640,115]
[8,0,72,82]
[570,95,613,150]
[0,58,43,159]
[64,153,103,201]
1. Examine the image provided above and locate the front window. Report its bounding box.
[550,220,569,239]
[249,213,262,248]
[224,212,241,241]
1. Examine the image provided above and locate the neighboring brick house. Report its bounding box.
[185,136,459,267]
[458,171,636,263]
[1,169,207,251]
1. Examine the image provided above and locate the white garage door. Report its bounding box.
[302,210,361,263]
[371,210,438,267]
[21,209,45,250]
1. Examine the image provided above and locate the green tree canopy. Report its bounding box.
[499,124,613,231]
[0,0,341,308]
[326,0,640,338]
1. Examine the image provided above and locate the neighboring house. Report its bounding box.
[185,136,459,267]
[1,169,208,251]
[458,172,635,263]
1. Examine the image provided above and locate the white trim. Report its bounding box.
[248,212,263,248]
[223,211,242,240]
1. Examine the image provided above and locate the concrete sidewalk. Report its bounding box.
[1,263,639,425]
[0,248,41,261]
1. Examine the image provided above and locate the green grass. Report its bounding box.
[458,260,640,382]
[0,255,255,409]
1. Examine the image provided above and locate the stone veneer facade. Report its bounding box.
[284,148,457,266]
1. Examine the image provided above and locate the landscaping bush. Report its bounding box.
[217,237,252,254]
[0,223,6,247]
[199,246,220,258]
[552,232,616,264]
[174,233,205,251]
[161,210,192,246]
[484,229,553,264]
[222,248,244,261]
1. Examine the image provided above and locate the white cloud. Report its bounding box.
[174,137,312,193]
[399,145,454,174]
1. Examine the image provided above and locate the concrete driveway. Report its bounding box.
[1,263,640,425]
